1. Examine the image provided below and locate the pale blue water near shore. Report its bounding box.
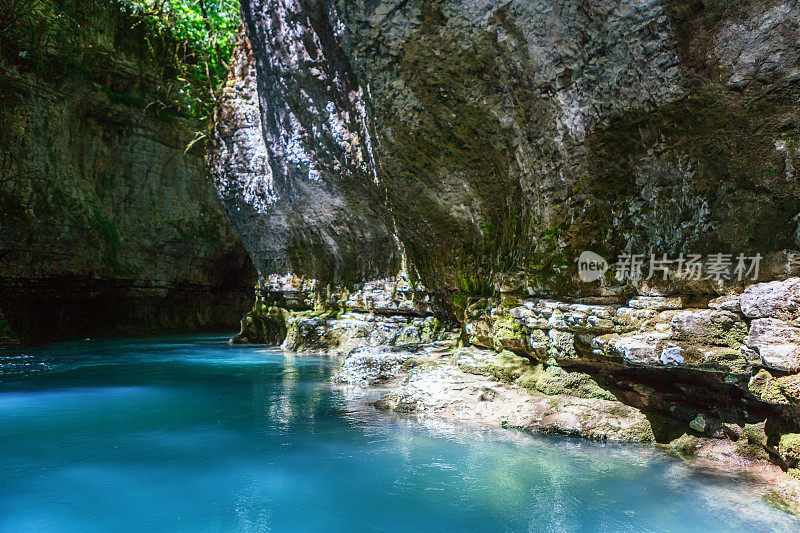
[1,335,798,532]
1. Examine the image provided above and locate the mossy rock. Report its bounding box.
[776,375,800,403]
[485,350,529,382]
[736,421,771,461]
[749,369,776,398]
[780,434,800,468]
[667,433,701,455]
[517,364,616,401]
[491,316,526,354]
[618,417,657,444]
[749,369,800,405]
[232,305,288,345]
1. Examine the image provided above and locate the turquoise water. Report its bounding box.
[1,335,797,532]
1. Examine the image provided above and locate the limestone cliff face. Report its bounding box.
[220,0,799,299]
[212,10,399,285]
[0,1,256,346]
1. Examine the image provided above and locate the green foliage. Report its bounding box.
[0,0,240,120]
[120,0,241,119]
[0,0,84,72]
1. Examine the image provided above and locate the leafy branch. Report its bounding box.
[120,0,240,120]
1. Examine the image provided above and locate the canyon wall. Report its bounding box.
[0,1,256,347]
[221,0,799,299]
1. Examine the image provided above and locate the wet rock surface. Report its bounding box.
[337,343,655,443]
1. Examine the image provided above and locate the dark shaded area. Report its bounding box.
[0,275,255,347]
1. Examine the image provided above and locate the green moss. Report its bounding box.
[491,316,524,353]
[420,316,442,343]
[750,369,775,397]
[780,434,800,467]
[472,349,616,401]
[500,296,522,309]
[749,369,800,405]
[713,321,748,350]
[238,303,288,346]
[736,421,771,461]
[518,364,616,401]
[776,375,800,403]
[618,418,657,443]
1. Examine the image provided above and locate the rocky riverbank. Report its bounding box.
[332,340,800,515]
[241,272,800,514]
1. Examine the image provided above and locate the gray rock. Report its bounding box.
[740,278,800,320]
[746,318,800,372]
[670,309,747,348]
[614,308,657,331]
[548,329,578,360]
[628,297,685,311]
[716,1,800,87]
[661,346,685,365]
[211,14,398,282]
[344,278,434,316]
[708,295,742,313]
[602,332,670,365]
[336,345,425,385]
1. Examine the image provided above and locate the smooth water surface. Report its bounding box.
[1,335,797,532]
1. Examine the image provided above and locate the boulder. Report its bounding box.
[746,318,800,372]
[749,369,800,405]
[335,345,424,385]
[465,318,493,349]
[491,316,528,355]
[740,278,800,320]
[548,330,578,360]
[597,332,670,365]
[708,295,742,312]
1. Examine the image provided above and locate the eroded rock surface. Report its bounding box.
[336,343,655,443]
[217,0,800,296]
[212,3,398,283]
[230,273,450,351]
